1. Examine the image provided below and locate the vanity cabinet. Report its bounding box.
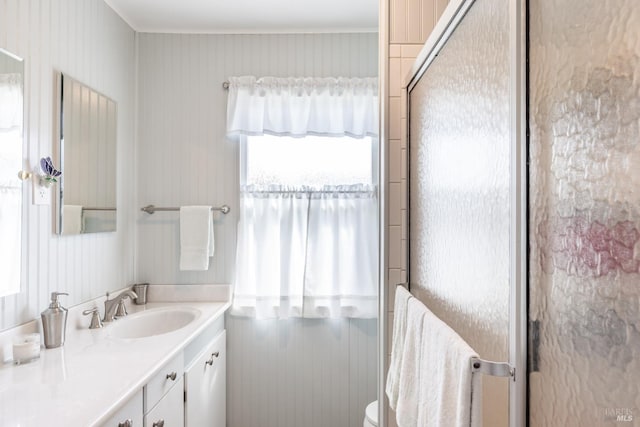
[102,389,143,427]
[99,315,226,427]
[184,330,226,427]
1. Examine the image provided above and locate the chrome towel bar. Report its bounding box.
[141,205,231,215]
[82,207,116,211]
[470,357,515,380]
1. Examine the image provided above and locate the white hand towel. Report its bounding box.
[179,206,214,271]
[417,305,480,427]
[386,285,412,411]
[62,205,83,234]
[395,297,426,427]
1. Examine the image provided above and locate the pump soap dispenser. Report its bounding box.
[41,292,69,349]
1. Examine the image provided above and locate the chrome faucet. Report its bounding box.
[103,289,138,322]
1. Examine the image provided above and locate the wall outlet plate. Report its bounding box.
[33,184,51,205]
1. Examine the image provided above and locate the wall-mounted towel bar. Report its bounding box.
[82,207,116,211]
[141,205,231,215]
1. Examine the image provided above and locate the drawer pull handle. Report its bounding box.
[118,420,132,427]
[166,371,177,381]
[152,419,165,427]
[205,351,220,366]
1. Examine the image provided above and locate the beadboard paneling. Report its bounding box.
[136,33,378,284]
[226,316,378,427]
[0,0,136,330]
[136,33,379,427]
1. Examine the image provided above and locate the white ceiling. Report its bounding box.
[105,0,379,34]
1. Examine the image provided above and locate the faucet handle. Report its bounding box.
[82,307,103,329]
[115,299,128,318]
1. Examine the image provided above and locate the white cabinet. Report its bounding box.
[184,330,226,427]
[102,323,226,427]
[145,377,185,427]
[102,389,143,427]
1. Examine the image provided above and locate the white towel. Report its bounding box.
[395,297,426,427]
[386,285,412,411]
[417,305,480,427]
[62,205,83,234]
[179,206,214,271]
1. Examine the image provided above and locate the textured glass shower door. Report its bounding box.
[528,0,640,425]
[407,0,510,426]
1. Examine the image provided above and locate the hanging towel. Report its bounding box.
[179,206,214,271]
[62,205,83,234]
[395,297,427,427]
[386,285,412,411]
[417,305,480,427]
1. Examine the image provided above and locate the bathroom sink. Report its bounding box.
[110,307,200,339]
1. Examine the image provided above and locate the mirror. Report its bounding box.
[0,48,24,297]
[56,73,117,235]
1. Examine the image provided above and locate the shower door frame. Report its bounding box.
[402,0,528,426]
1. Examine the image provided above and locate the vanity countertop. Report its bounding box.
[0,288,230,427]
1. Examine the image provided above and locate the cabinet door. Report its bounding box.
[145,377,184,427]
[184,330,226,427]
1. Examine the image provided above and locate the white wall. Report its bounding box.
[136,32,378,427]
[136,33,378,284]
[0,0,136,330]
[228,317,377,427]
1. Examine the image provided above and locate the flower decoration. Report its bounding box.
[40,156,62,186]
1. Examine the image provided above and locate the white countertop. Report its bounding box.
[0,287,230,427]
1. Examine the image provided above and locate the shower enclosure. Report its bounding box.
[528,0,640,425]
[403,0,639,425]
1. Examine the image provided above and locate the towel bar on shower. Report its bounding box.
[470,358,515,380]
[395,282,515,380]
[141,204,231,214]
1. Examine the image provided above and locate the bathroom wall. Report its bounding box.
[0,0,136,330]
[136,33,378,427]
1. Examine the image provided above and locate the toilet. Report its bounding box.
[363,400,378,427]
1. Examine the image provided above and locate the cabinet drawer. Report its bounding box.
[145,353,184,412]
[101,389,143,427]
[144,377,184,427]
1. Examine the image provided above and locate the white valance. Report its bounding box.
[226,76,378,138]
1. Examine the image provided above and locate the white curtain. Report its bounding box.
[226,76,378,138]
[0,73,23,297]
[232,185,378,319]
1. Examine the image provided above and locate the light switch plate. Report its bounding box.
[33,184,51,205]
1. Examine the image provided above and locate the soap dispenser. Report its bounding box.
[41,292,69,349]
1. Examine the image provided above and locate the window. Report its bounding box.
[226,75,379,319]
[233,135,379,319]
[244,135,374,187]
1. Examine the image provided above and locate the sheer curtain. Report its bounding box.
[0,73,23,297]
[227,76,379,318]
